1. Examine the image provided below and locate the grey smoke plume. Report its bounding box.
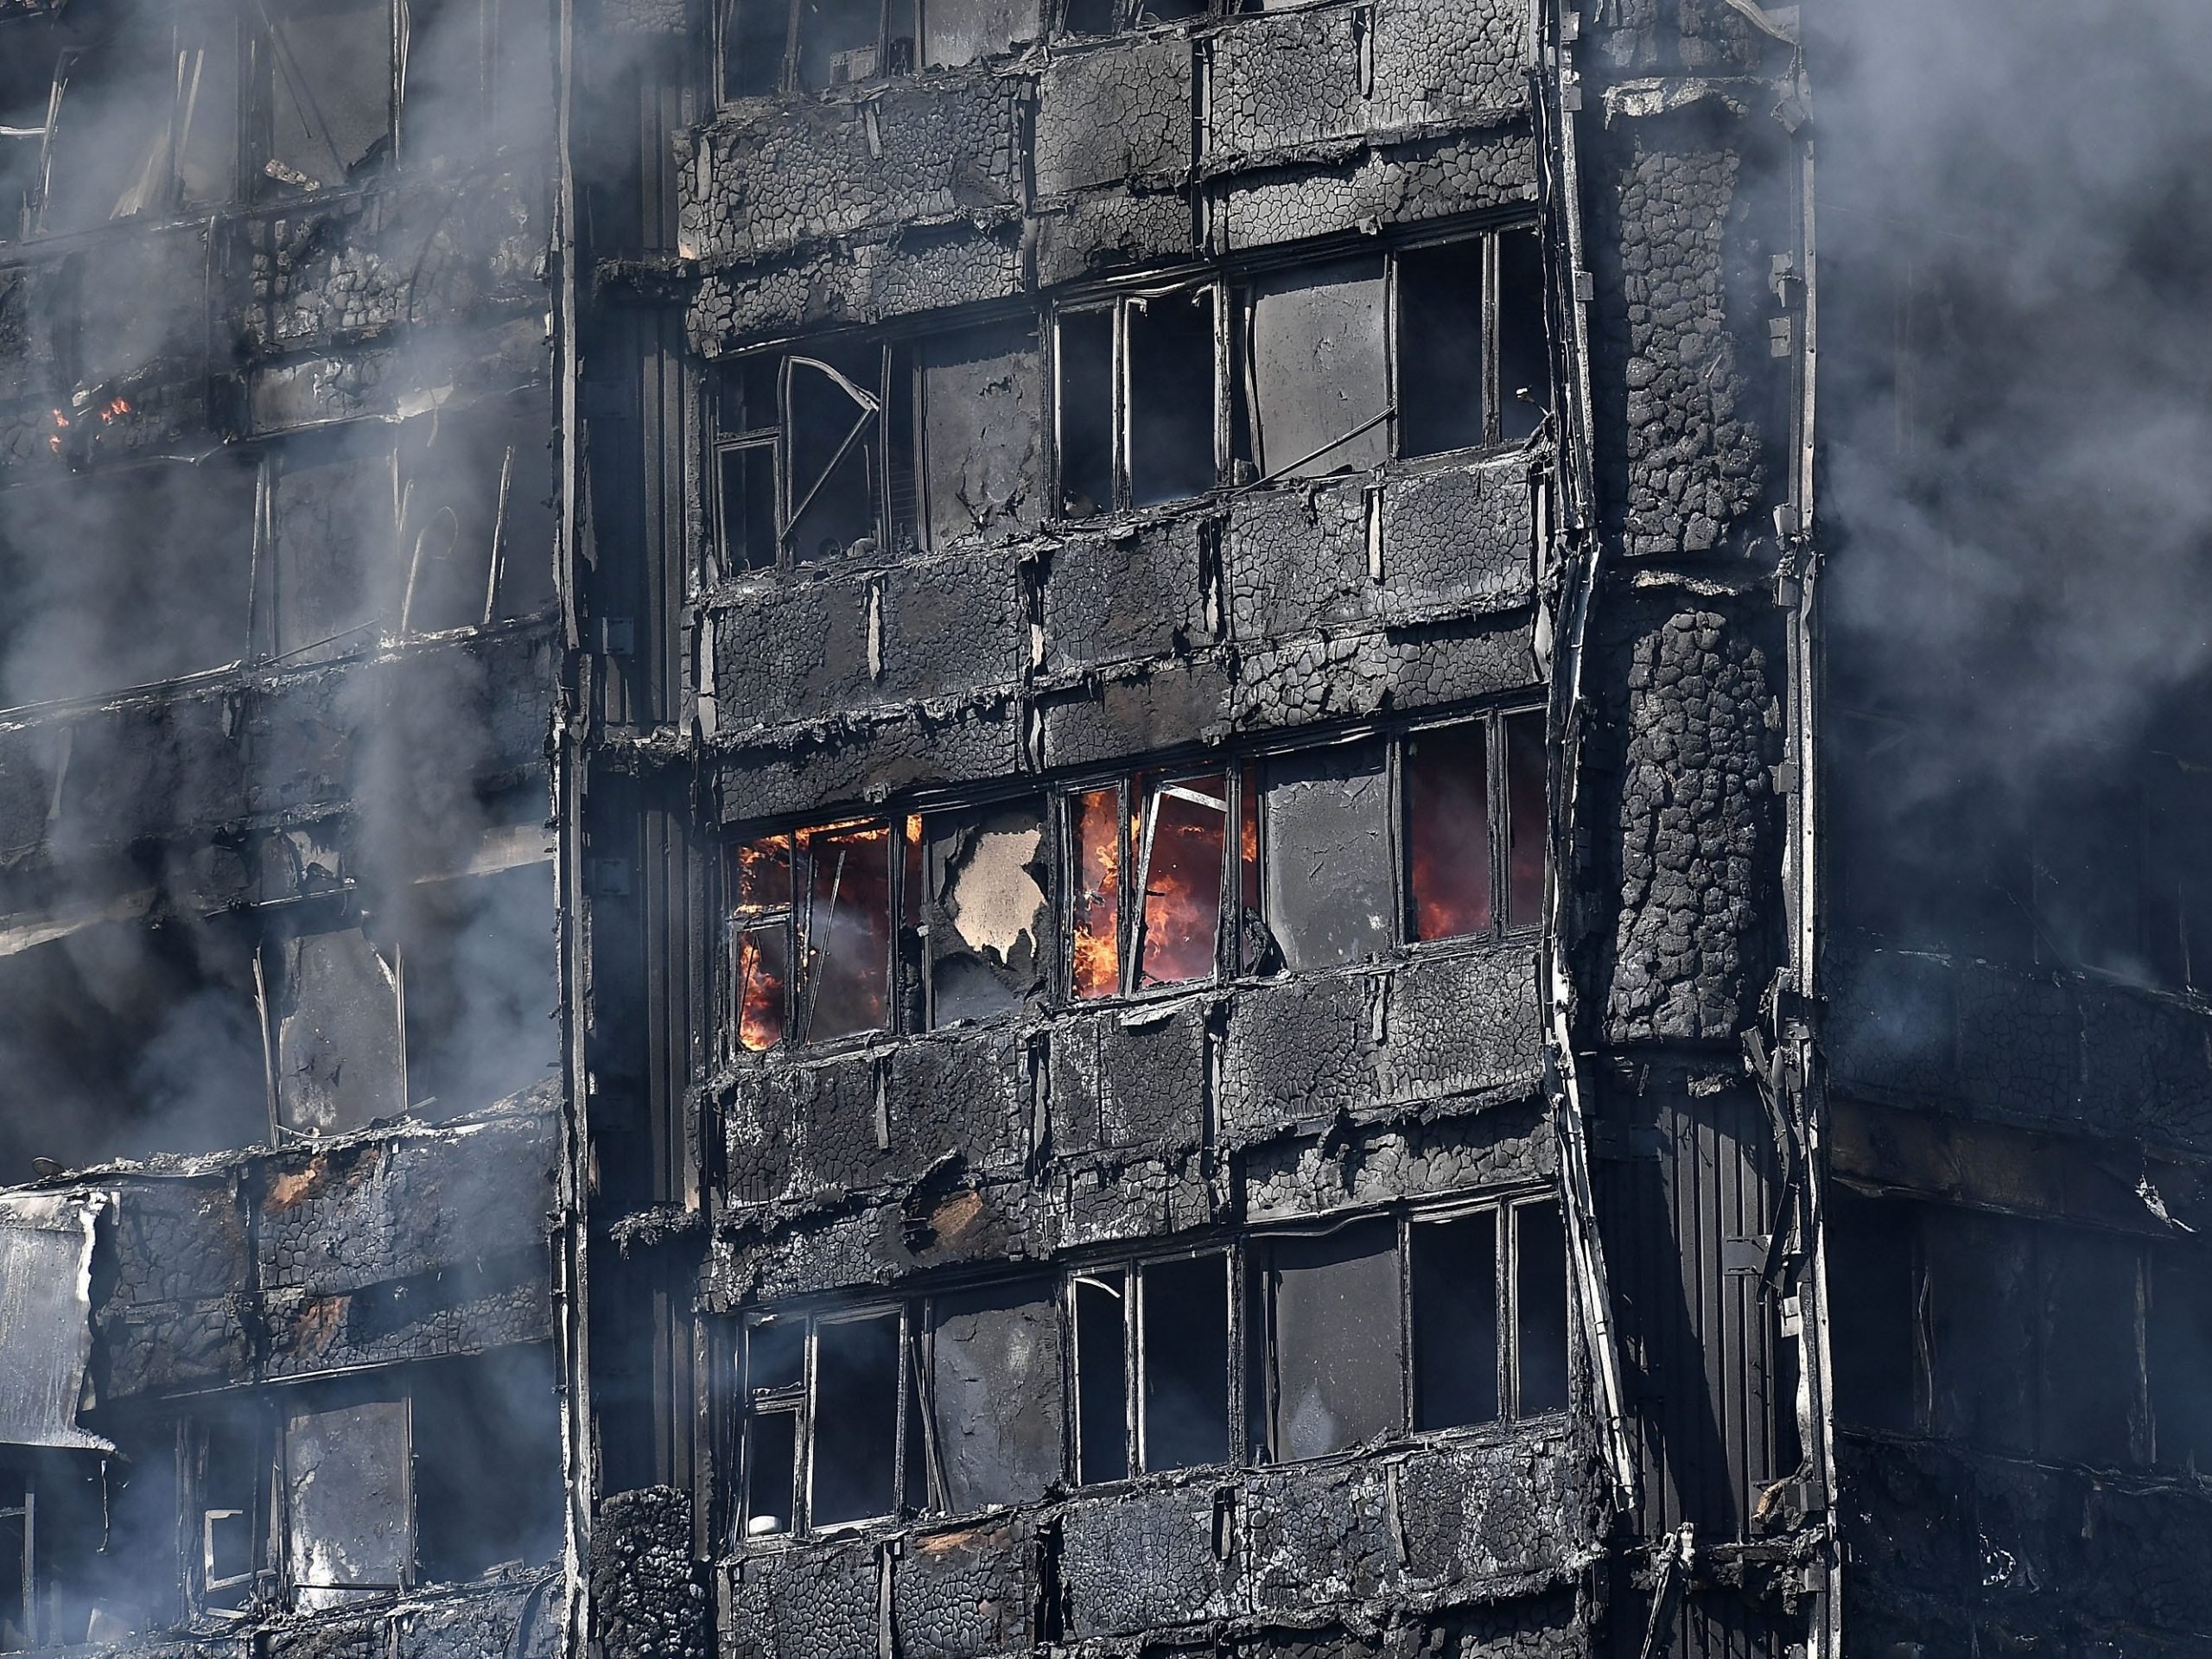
[1811,0,2212,973]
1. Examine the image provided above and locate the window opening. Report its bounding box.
[1494,226,1548,442]
[1137,1254,1230,1471]
[1511,1203,1570,1415]
[785,351,882,564]
[1411,1211,1499,1430]
[1236,258,1390,481]
[1257,742,1394,970]
[1503,711,1547,930]
[728,821,893,1052]
[1395,241,1486,457]
[1405,722,1491,941]
[1072,1273,1129,1484]
[258,0,396,195]
[718,0,918,97]
[922,801,1051,1026]
[1126,288,1217,508]
[1067,785,1123,1000]
[1055,309,1116,518]
[1131,774,1226,990]
[810,1312,902,1528]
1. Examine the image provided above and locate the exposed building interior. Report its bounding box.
[0,0,2205,1655]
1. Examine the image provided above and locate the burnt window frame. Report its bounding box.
[1057,766,1236,1004]
[1241,1192,1571,1469]
[0,9,247,244]
[1066,1245,1239,1486]
[726,816,905,1057]
[1055,0,1220,37]
[1050,280,1230,521]
[1381,221,1553,461]
[715,0,925,100]
[709,337,931,575]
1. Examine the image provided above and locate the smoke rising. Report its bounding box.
[1812,0,2212,975]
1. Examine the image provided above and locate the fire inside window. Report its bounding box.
[725,711,1541,1052]
[732,1198,1568,1540]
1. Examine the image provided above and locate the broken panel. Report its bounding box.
[918,321,1044,548]
[266,427,398,664]
[2036,1228,2141,1467]
[0,913,266,1181]
[1073,1273,1129,1484]
[1056,309,1115,518]
[810,1311,901,1528]
[1241,258,1390,480]
[1406,722,1492,940]
[716,355,781,574]
[1126,288,1217,509]
[1260,742,1394,970]
[193,1412,268,1616]
[1253,1221,1403,1462]
[1140,1254,1230,1471]
[1411,1211,1499,1430]
[396,861,559,1118]
[2152,1248,2212,1470]
[1132,774,1225,991]
[411,1347,564,1581]
[1512,1203,1569,1414]
[257,0,396,194]
[284,1398,412,1608]
[268,915,406,1136]
[924,801,1050,1026]
[922,0,1041,67]
[925,1281,1065,1513]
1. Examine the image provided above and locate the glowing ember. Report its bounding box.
[735,927,788,1052]
[1135,775,1225,988]
[734,833,792,913]
[1070,786,1122,998]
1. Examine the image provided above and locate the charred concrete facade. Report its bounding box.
[15,0,2194,1656]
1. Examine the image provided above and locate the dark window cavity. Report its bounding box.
[811,1313,903,1526]
[1070,1253,1232,1483]
[1054,286,1222,518]
[1412,1212,1498,1430]
[1396,226,1552,457]
[1072,1273,1130,1484]
[1406,721,1492,941]
[1512,1201,1571,1414]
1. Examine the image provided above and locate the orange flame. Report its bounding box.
[735,930,786,1052]
[1070,786,1121,998]
[1408,727,1491,939]
[1134,775,1224,988]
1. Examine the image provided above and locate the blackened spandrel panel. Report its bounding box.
[1074,1273,1129,1484]
[1496,226,1550,441]
[1504,711,1546,929]
[1141,1254,1230,1471]
[1128,289,1217,509]
[927,1281,1065,1513]
[1395,241,1487,457]
[1513,1204,1569,1414]
[1134,776,1225,990]
[1260,743,1395,970]
[264,0,394,194]
[1412,1213,1498,1430]
[1407,722,1491,940]
[284,1399,411,1606]
[270,924,406,1136]
[1057,311,1115,518]
[1244,258,1390,480]
[811,1313,900,1527]
[1264,1222,1403,1461]
[798,823,892,1044]
[1927,1207,2038,1457]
